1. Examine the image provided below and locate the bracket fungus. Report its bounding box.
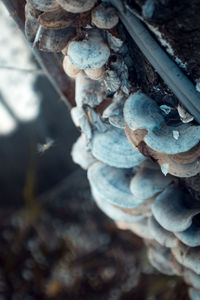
[152,185,200,232]
[171,243,200,275]
[87,162,144,208]
[124,92,200,155]
[67,30,110,70]
[93,189,147,224]
[129,160,172,202]
[146,240,175,275]
[124,92,200,177]
[91,3,119,29]
[90,127,145,168]
[124,92,165,133]
[148,216,178,248]
[175,219,200,247]
[23,0,200,296]
[116,218,153,240]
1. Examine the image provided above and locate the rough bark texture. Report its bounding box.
[122,0,200,199]
[128,0,200,81]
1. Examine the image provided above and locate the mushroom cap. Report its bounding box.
[87,162,144,208]
[75,71,105,107]
[144,124,200,155]
[169,254,184,276]
[126,126,200,177]
[28,0,59,11]
[124,92,200,154]
[94,190,153,223]
[130,160,172,201]
[148,216,178,248]
[91,3,119,29]
[63,56,81,79]
[91,127,145,168]
[149,145,200,177]
[56,0,96,13]
[71,134,96,170]
[184,269,200,290]
[124,92,164,132]
[175,219,200,247]
[116,218,153,240]
[92,188,146,223]
[189,288,200,300]
[171,243,200,275]
[152,185,200,232]
[68,30,110,70]
[147,241,175,275]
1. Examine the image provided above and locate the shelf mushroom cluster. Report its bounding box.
[124,92,200,178]
[24,1,200,299]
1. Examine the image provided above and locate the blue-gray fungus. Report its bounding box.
[24,0,200,298]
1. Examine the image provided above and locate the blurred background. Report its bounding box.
[0,3,189,299]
